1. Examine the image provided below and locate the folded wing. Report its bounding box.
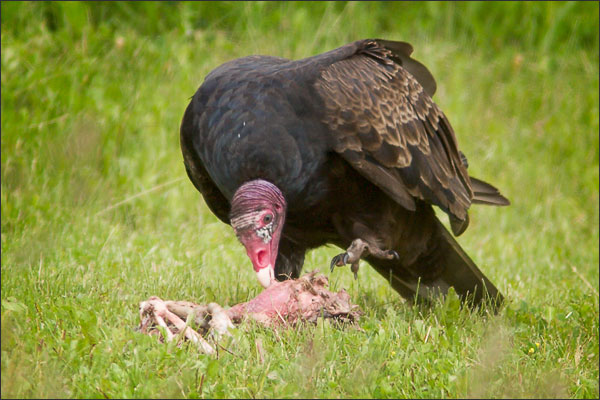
[314,40,474,235]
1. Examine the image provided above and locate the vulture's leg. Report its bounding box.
[274,236,306,281]
[330,239,399,279]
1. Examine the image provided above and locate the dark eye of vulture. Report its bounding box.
[180,39,509,305]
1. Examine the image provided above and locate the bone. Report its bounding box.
[139,298,215,354]
[207,302,235,337]
[138,270,361,352]
[163,301,211,331]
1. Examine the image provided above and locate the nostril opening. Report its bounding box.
[256,250,267,267]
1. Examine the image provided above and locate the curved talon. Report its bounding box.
[330,240,397,280]
[351,263,359,280]
[330,253,349,272]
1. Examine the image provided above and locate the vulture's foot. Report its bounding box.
[330,239,399,279]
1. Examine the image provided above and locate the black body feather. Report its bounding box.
[180,39,509,305]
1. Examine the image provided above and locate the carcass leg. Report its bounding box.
[139,297,216,354]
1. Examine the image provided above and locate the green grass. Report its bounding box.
[1,1,598,398]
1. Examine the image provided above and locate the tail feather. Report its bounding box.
[431,219,503,306]
[367,218,503,308]
[470,177,510,206]
[447,177,508,237]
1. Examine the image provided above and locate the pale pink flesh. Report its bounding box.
[226,271,361,325]
[138,272,362,352]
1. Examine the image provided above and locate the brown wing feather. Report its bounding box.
[374,39,437,96]
[314,40,473,226]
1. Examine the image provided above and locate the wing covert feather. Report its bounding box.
[314,40,473,222]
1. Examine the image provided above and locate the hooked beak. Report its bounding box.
[256,264,275,288]
[245,243,277,288]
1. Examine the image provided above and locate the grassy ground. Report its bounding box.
[1,2,598,398]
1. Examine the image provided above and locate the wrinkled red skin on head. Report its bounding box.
[238,218,279,273]
[230,180,287,287]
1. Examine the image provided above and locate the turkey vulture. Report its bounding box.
[180,39,509,305]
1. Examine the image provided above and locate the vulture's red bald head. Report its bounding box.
[230,180,286,288]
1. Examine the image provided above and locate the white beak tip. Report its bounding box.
[256,266,275,288]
